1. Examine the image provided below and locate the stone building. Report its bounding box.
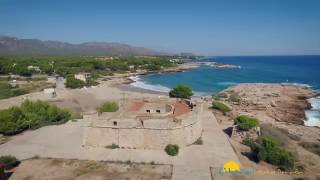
[83,98,203,149]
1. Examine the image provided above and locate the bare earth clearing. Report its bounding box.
[10,158,172,180]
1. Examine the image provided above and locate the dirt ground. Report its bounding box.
[9,158,172,180]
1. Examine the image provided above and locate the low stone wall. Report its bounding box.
[84,118,202,149]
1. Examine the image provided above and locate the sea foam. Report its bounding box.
[129,76,171,93]
[305,96,320,127]
[217,82,237,86]
[129,76,209,96]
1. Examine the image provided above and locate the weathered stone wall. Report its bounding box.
[84,116,202,149]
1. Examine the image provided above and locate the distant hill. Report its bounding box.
[0,36,166,56]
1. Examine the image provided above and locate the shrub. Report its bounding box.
[0,155,19,170]
[169,84,193,99]
[243,137,256,148]
[0,100,71,135]
[260,123,293,147]
[105,143,120,149]
[98,101,119,113]
[65,75,86,89]
[211,101,231,113]
[165,144,179,156]
[146,64,161,71]
[235,115,259,131]
[228,93,241,103]
[86,78,98,86]
[244,137,294,171]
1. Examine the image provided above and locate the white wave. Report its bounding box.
[217,82,237,86]
[129,76,171,93]
[129,76,211,96]
[281,82,312,88]
[305,96,320,127]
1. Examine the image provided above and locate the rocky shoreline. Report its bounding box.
[216,83,320,142]
[199,62,241,69]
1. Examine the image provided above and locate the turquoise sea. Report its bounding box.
[130,56,320,127]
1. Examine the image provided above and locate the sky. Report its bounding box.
[0,0,320,56]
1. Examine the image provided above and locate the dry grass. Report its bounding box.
[10,158,172,180]
[260,123,299,146]
[260,123,299,159]
[299,141,320,156]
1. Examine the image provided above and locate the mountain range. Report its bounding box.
[0,36,165,56]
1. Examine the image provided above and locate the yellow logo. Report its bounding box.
[223,161,240,172]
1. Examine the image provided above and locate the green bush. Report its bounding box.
[243,137,256,147]
[86,78,98,86]
[235,115,259,131]
[244,137,294,171]
[0,100,71,135]
[165,144,179,156]
[98,101,119,113]
[106,143,120,149]
[211,101,231,113]
[169,84,193,99]
[0,155,19,170]
[65,75,86,89]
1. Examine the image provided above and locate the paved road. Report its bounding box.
[172,103,240,180]
[0,102,239,180]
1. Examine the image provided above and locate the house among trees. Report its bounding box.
[27,65,41,73]
[74,72,91,82]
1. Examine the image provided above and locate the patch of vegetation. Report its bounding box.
[228,93,241,103]
[105,143,120,149]
[211,101,231,113]
[0,155,20,170]
[0,81,29,99]
[234,115,259,131]
[260,123,299,147]
[169,84,193,99]
[0,56,175,77]
[65,75,86,89]
[98,101,119,113]
[64,74,99,89]
[165,144,179,156]
[243,137,294,171]
[0,100,71,135]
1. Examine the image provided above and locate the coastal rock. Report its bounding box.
[220,83,319,143]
